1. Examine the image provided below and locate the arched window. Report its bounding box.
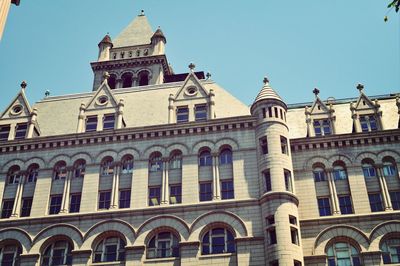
[73,159,86,178]
[100,157,114,176]
[313,164,326,182]
[202,227,235,255]
[326,242,361,266]
[42,240,72,266]
[149,152,163,172]
[362,159,376,178]
[383,157,397,177]
[53,161,67,180]
[7,165,21,184]
[0,242,21,266]
[94,236,126,263]
[219,148,232,165]
[333,162,347,181]
[121,73,133,88]
[27,163,39,183]
[199,149,212,167]
[381,237,400,264]
[169,150,182,169]
[108,74,117,90]
[147,232,179,259]
[121,155,134,174]
[138,71,149,86]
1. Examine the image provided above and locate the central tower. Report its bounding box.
[90,10,171,91]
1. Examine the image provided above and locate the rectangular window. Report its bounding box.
[280,136,288,154]
[313,119,332,136]
[69,194,81,213]
[20,198,32,217]
[268,107,272,117]
[170,185,182,204]
[1,200,14,218]
[291,227,299,245]
[339,195,353,214]
[390,191,400,210]
[149,187,161,206]
[103,114,115,130]
[368,193,383,212]
[8,172,21,184]
[14,123,28,139]
[0,125,10,141]
[85,116,98,132]
[362,166,376,178]
[284,170,293,192]
[199,182,212,202]
[260,136,268,155]
[289,215,297,225]
[268,228,277,245]
[360,115,378,132]
[264,170,272,192]
[313,170,326,182]
[195,104,207,121]
[318,198,331,216]
[49,195,62,215]
[119,190,131,208]
[274,107,278,118]
[221,180,234,200]
[176,106,189,123]
[98,191,111,210]
[383,164,396,177]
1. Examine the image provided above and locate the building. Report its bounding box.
[0,11,399,266]
[0,0,20,40]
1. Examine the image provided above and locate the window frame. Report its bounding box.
[94,236,126,263]
[1,199,14,218]
[318,197,332,216]
[49,195,62,215]
[369,193,384,212]
[199,182,213,202]
[103,113,116,130]
[176,106,189,123]
[14,123,28,140]
[20,197,33,217]
[338,195,353,215]
[147,231,180,259]
[199,150,212,167]
[85,115,98,132]
[259,136,268,155]
[98,191,111,210]
[119,190,131,209]
[194,104,208,122]
[0,124,10,141]
[41,240,72,266]
[149,187,161,206]
[169,184,182,204]
[326,242,361,266]
[221,179,234,200]
[69,193,81,213]
[202,227,235,255]
[280,136,288,155]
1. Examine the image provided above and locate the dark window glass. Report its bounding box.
[195,104,207,121]
[138,71,149,86]
[86,116,98,132]
[260,137,268,154]
[103,114,115,130]
[199,150,212,166]
[1,200,14,218]
[14,123,27,139]
[264,170,272,192]
[221,180,234,200]
[98,191,111,209]
[313,169,326,182]
[0,125,10,141]
[314,119,332,136]
[369,193,383,212]
[199,182,212,201]
[280,136,288,154]
[49,195,62,215]
[202,228,235,255]
[289,215,297,225]
[284,170,292,192]
[269,228,277,245]
[318,198,331,216]
[170,185,182,204]
[390,191,400,210]
[21,198,33,217]
[266,215,275,225]
[339,195,353,214]
[69,194,81,213]
[362,165,376,178]
[291,228,299,245]
[176,107,189,123]
[119,190,131,208]
[219,149,232,164]
[149,187,161,206]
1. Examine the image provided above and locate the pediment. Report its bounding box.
[174,72,209,101]
[354,93,376,111]
[85,81,118,110]
[0,89,32,119]
[310,97,330,115]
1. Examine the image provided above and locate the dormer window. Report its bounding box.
[313,119,332,136]
[0,125,10,141]
[14,123,27,140]
[86,116,98,132]
[103,114,115,130]
[359,115,378,132]
[195,104,207,121]
[176,106,189,123]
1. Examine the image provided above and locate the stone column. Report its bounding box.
[8,123,16,141]
[209,89,215,119]
[116,78,123,89]
[327,169,340,215]
[168,94,174,123]
[116,99,125,129]
[11,172,25,218]
[305,107,313,137]
[376,165,392,210]
[26,108,38,138]
[350,103,360,133]
[110,163,120,209]
[212,153,221,200]
[161,158,169,204]
[60,167,73,213]
[96,114,103,131]
[76,103,86,133]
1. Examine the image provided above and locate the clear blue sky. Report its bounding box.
[0,0,399,112]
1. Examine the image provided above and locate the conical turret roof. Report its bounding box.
[98,34,113,47]
[151,27,167,43]
[113,12,153,48]
[253,77,284,105]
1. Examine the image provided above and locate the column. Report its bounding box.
[209,89,215,119]
[376,165,392,210]
[168,94,174,123]
[96,114,103,131]
[116,100,124,129]
[26,108,38,138]
[161,158,169,204]
[11,172,25,218]
[350,103,360,132]
[327,169,340,215]
[110,163,120,209]
[76,103,86,133]
[212,153,220,200]
[8,123,16,140]
[305,107,313,137]
[60,168,73,213]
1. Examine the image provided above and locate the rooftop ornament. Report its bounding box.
[20,80,27,89]
[263,76,269,85]
[313,88,320,97]
[140,10,145,16]
[45,90,50,98]
[188,62,195,72]
[206,72,211,79]
[356,83,364,93]
[103,71,110,81]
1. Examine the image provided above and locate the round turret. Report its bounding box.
[97,34,113,61]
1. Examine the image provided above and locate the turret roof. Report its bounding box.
[151,28,166,43]
[253,78,284,105]
[98,34,113,47]
[113,13,154,48]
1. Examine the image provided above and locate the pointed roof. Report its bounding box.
[1,83,32,119]
[253,77,284,105]
[113,13,154,48]
[98,34,113,47]
[151,27,167,43]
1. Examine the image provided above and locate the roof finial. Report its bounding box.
[313,87,320,97]
[103,71,110,81]
[45,90,50,98]
[20,80,27,90]
[188,62,195,72]
[140,10,145,16]
[206,72,212,80]
[356,83,364,93]
[263,76,269,85]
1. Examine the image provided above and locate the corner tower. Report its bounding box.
[90,10,171,91]
[251,77,304,265]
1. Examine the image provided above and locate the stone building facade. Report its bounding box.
[0,11,399,266]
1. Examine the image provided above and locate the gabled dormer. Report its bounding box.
[350,84,383,133]
[305,88,336,137]
[0,81,40,141]
[168,64,215,124]
[77,73,125,133]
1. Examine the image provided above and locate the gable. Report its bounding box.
[0,90,32,120]
[310,97,330,115]
[354,93,376,111]
[174,72,209,101]
[85,81,119,111]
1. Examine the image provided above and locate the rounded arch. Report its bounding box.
[135,215,190,246]
[215,138,239,151]
[377,150,400,163]
[0,228,32,253]
[369,221,400,251]
[313,225,369,255]
[192,140,215,154]
[189,211,248,242]
[121,72,134,88]
[48,154,71,167]
[137,69,151,86]
[143,145,166,158]
[117,148,140,161]
[327,154,352,167]
[304,156,329,170]
[355,152,378,165]
[166,143,189,156]
[31,224,83,254]
[24,157,46,170]
[1,159,24,173]
[95,150,118,164]
[82,220,135,250]
[70,152,93,165]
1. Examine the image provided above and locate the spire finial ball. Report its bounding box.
[263,76,269,85]
[140,10,145,16]
[20,80,27,89]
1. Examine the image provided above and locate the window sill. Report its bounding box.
[144,257,179,263]
[91,262,124,266]
[199,253,235,259]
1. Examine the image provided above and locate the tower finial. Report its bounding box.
[263,76,269,85]
[140,10,145,16]
[356,83,364,93]
[103,71,110,81]
[20,80,27,90]
[313,88,320,97]
[188,62,195,72]
[45,90,50,98]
